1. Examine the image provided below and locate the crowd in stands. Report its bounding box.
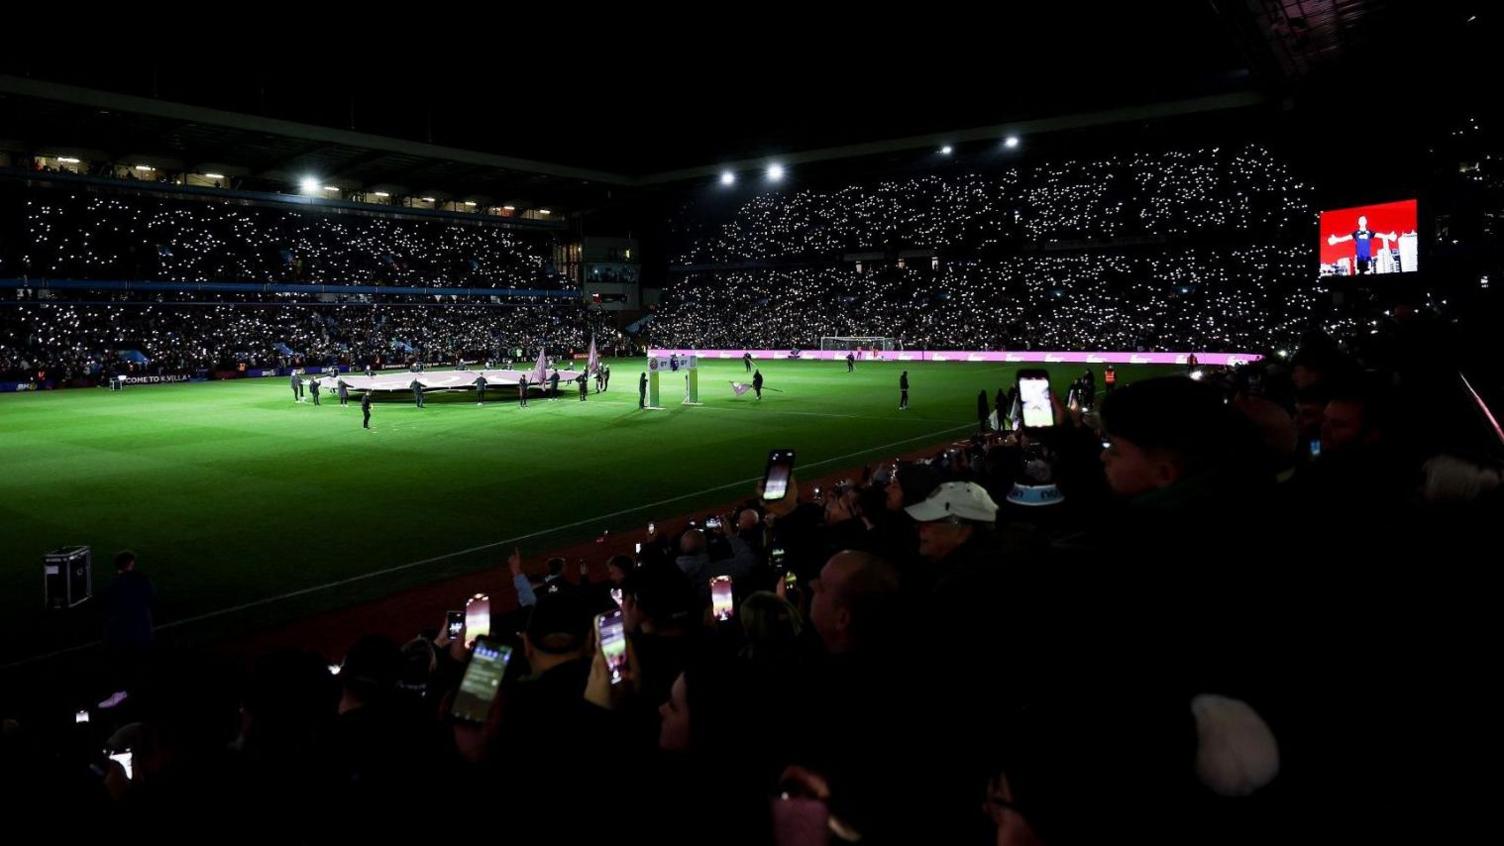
[650,249,1324,352]
[654,146,1323,353]
[4,184,559,290]
[0,297,597,382]
[3,316,1490,842]
[672,146,1309,265]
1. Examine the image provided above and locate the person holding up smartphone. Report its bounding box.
[1016,370,1055,429]
[464,592,598,782]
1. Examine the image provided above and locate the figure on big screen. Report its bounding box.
[1326,215,1396,276]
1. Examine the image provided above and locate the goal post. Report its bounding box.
[824,334,890,350]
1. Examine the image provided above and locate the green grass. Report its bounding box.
[0,359,1173,662]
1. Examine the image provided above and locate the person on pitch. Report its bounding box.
[743,351,753,372]
[578,371,588,401]
[310,376,322,406]
[602,363,611,391]
[290,369,302,402]
[846,352,856,373]
[639,371,648,408]
[900,370,910,410]
[519,373,530,407]
[475,374,487,405]
[361,391,372,429]
[338,379,350,407]
[410,378,425,408]
[753,368,764,400]
[548,369,560,399]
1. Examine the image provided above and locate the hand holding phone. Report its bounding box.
[465,594,491,647]
[450,637,512,723]
[770,546,786,568]
[1017,370,1055,428]
[762,449,797,502]
[597,610,628,685]
[781,569,802,607]
[711,576,734,621]
[107,749,133,781]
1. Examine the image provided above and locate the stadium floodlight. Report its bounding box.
[421,197,436,202]
[323,185,339,192]
[135,164,155,171]
[502,205,516,211]
[464,201,477,207]
[940,145,953,155]
[538,209,552,215]
[202,173,224,180]
[58,157,81,164]
[720,170,736,186]
[373,191,390,197]
[1004,136,1020,149]
[766,163,785,182]
[299,177,320,194]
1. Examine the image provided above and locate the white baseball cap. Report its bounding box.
[904,481,999,524]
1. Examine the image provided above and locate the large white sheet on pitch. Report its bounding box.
[314,369,580,392]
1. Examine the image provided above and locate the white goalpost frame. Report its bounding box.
[819,337,896,359]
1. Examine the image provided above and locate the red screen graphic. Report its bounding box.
[1318,199,1418,278]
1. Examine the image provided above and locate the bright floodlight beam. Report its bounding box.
[299,177,320,193]
[720,170,736,186]
[766,163,784,182]
[1004,135,1020,149]
[940,145,953,155]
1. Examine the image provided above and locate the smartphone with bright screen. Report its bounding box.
[108,749,133,780]
[446,610,464,640]
[465,594,490,645]
[450,638,512,723]
[1018,371,1054,428]
[598,610,628,685]
[711,576,734,621]
[762,449,796,502]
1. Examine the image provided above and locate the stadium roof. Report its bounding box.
[0,2,1488,210]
